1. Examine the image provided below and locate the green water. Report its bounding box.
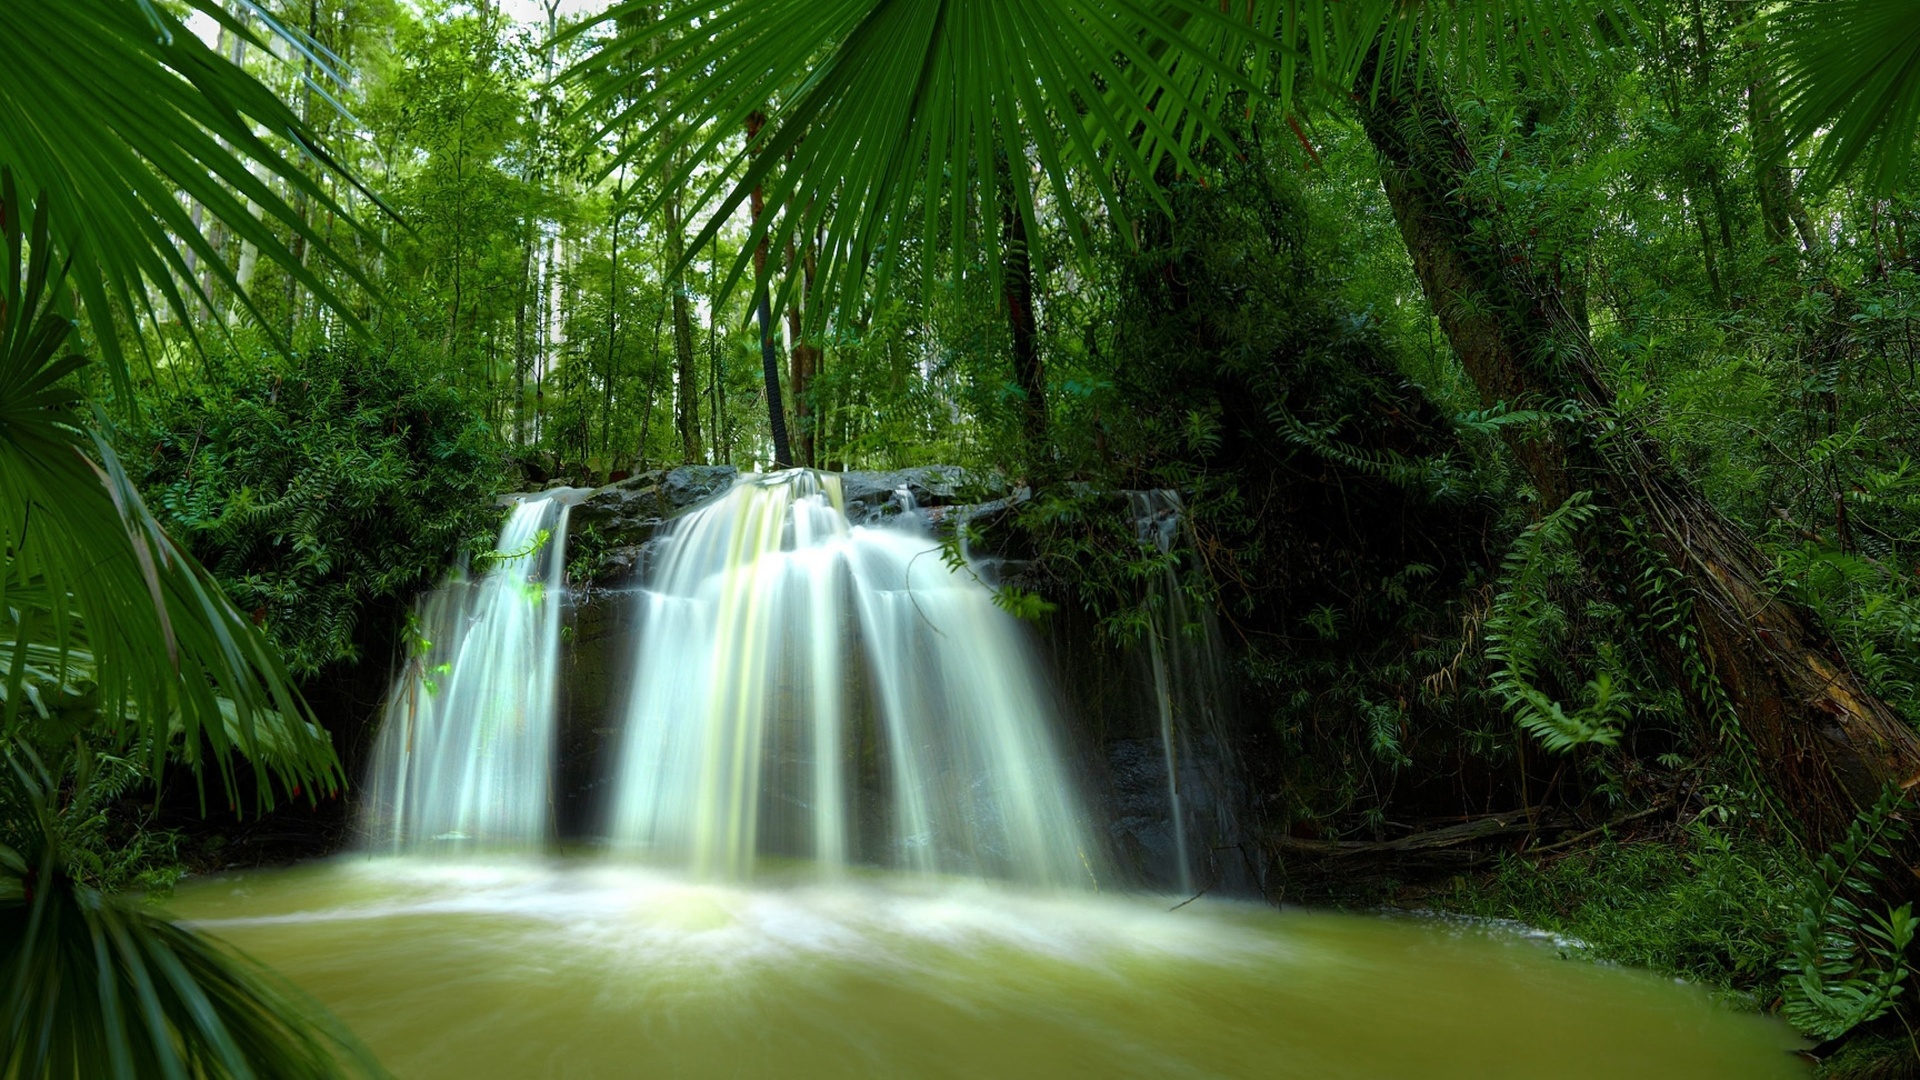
[167,859,1806,1079]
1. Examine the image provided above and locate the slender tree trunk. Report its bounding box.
[710,231,726,463]
[997,161,1048,464]
[184,198,204,319]
[637,266,669,474]
[1686,1,1739,266]
[602,176,625,469]
[1354,59,1920,868]
[666,186,703,462]
[746,111,793,469]
[515,230,534,450]
[1654,15,1725,301]
[785,230,819,468]
[1748,68,1823,258]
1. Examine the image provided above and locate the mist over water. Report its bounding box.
[170,860,1806,1079]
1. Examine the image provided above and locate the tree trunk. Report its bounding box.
[998,168,1048,464]
[746,111,793,469]
[710,231,727,464]
[1747,73,1824,259]
[785,231,819,468]
[1354,61,1920,862]
[666,187,703,463]
[515,225,534,450]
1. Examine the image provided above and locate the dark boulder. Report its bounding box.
[565,465,738,585]
[838,465,993,524]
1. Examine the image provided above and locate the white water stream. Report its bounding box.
[361,494,576,851]
[308,473,1806,1076]
[608,471,1096,886]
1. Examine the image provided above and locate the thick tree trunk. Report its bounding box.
[1354,63,1920,859]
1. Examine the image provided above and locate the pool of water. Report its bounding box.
[166,859,1807,1079]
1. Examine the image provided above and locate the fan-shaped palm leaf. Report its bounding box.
[1773,0,1920,195]
[571,0,1637,329]
[1,759,384,1080]
[0,175,340,805]
[0,0,378,390]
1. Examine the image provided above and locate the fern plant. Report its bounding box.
[1484,492,1629,753]
[1780,783,1918,1041]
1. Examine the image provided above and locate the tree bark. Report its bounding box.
[666,187,703,463]
[746,111,793,469]
[1747,70,1825,258]
[1354,60,1920,861]
[709,231,727,464]
[784,231,819,468]
[514,226,534,450]
[998,164,1048,464]
[602,172,625,468]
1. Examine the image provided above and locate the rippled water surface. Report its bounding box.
[167,859,1806,1079]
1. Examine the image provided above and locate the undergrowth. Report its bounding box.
[1427,817,1806,1003]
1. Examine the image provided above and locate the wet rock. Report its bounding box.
[555,584,636,835]
[1106,739,1187,888]
[571,466,738,545]
[839,466,992,524]
[566,466,738,584]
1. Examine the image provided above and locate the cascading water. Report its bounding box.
[360,493,578,851]
[1127,489,1242,894]
[1131,491,1194,893]
[608,470,1097,887]
[195,471,1805,1079]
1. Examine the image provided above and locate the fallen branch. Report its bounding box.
[1273,808,1565,856]
[1522,803,1673,856]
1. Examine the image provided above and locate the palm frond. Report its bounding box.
[0,0,379,391]
[0,759,384,1080]
[0,176,340,806]
[570,0,1256,331]
[1773,0,1920,194]
[570,0,1637,331]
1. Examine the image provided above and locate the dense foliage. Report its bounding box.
[136,332,506,676]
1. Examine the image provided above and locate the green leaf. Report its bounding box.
[0,0,381,389]
[0,179,340,807]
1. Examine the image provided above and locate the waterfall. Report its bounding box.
[1127,490,1239,894]
[361,493,577,851]
[607,470,1097,888]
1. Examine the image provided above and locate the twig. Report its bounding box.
[1169,885,1210,911]
[1524,803,1672,856]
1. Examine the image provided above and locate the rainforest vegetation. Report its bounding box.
[9,0,1920,1076]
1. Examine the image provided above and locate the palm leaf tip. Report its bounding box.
[0,863,386,1079]
[0,0,384,388]
[0,178,341,809]
[1772,0,1920,194]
